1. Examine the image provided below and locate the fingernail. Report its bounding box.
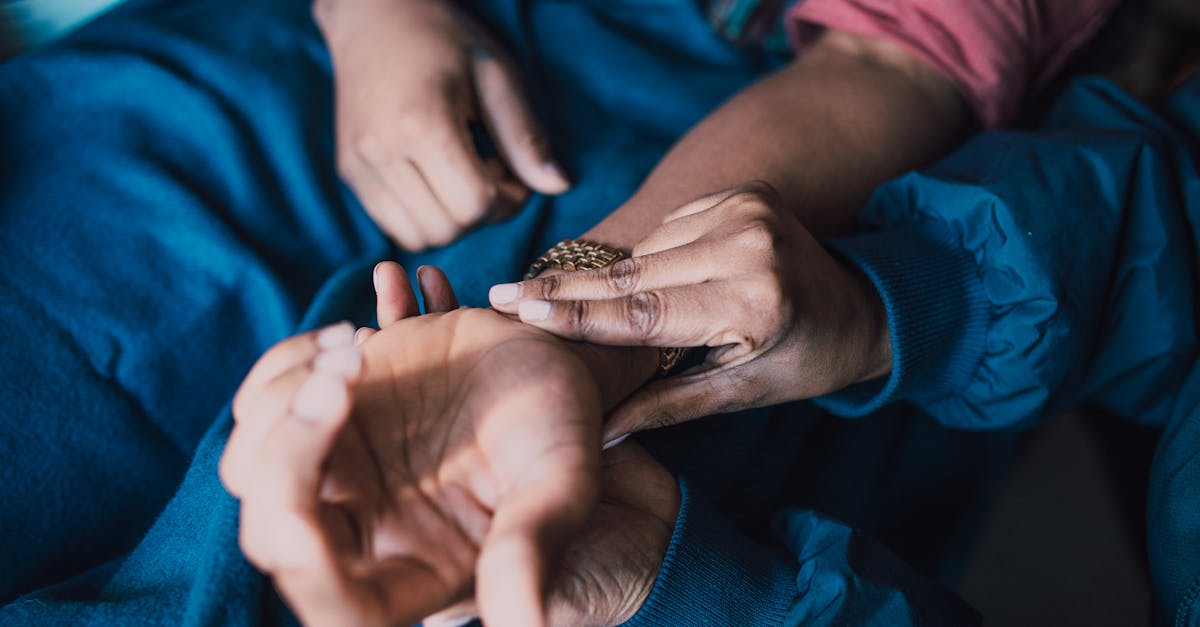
[316,322,355,349]
[518,299,551,321]
[602,433,630,451]
[291,372,348,422]
[353,327,371,346]
[489,283,520,305]
[273,512,317,569]
[373,262,388,295]
[313,345,362,379]
[428,616,478,627]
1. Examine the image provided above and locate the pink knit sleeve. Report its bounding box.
[786,0,1120,127]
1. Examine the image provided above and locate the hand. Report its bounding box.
[221,262,664,626]
[426,442,680,627]
[488,182,893,441]
[314,0,570,250]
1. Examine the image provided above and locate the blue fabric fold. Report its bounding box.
[0,0,1010,622]
[825,78,1199,431]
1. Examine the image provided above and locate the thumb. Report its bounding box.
[475,460,597,627]
[471,51,570,195]
[602,370,737,444]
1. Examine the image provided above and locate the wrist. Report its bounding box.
[840,257,893,385]
[565,342,660,413]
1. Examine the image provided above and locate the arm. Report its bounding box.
[584,29,966,247]
[499,31,969,417]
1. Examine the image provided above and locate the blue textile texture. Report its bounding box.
[0,0,1040,623]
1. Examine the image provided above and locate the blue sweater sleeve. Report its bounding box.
[813,77,1200,430]
[623,479,980,626]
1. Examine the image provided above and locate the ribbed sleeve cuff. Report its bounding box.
[621,479,797,627]
[814,224,988,418]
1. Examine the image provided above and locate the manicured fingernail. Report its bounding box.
[354,327,371,346]
[316,322,355,349]
[273,512,317,568]
[602,433,629,451]
[314,345,361,378]
[428,616,478,627]
[518,299,551,321]
[489,283,520,305]
[291,372,347,422]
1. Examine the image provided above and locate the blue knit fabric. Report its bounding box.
[817,225,989,419]
[0,0,1000,623]
[12,0,1200,623]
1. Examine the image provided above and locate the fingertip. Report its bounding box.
[373,261,403,294]
[291,372,351,424]
[517,299,551,322]
[532,162,570,195]
[477,535,548,627]
[488,283,520,307]
[315,321,356,350]
[600,432,630,451]
[353,327,375,346]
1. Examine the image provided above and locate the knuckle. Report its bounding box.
[564,299,591,335]
[534,274,562,300]
[348,130,385,165]
[736,180,780,204]
[217,453,239,494]
[604,259,642,294]
[732,217,777,252]
[311,0,334,26]
[743,276,785,315]
[623,291,665,339]
[237,515,269,569]
[460,183,498,223]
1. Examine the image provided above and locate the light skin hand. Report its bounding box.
[313,0,569,251]
[489,182,892,441]
[221,262,665,627]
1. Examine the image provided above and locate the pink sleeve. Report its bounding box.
[786,0,1120,127]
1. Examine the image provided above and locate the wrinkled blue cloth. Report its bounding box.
[818,76,1200,624]
[0,0,996,624]
[821,77,1200,432]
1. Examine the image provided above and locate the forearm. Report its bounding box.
[584,29,967,248]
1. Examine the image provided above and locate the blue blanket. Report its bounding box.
[0,0,1007,623]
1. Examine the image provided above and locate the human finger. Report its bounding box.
[234,322,354,421]
[472,51,569,196]
[354,327,375,346]
[487,245,714,312]
[420,120,505,227]
[417,265,460,312]
[374,261,420,327]
[343,150,429,251]
[601,366,748,442]
[480,158,531,222]
[237,355,373,625]
[387,161,461,248]
[476,471,595,627]
[224,325,361,498]
[630,199,737,257]
[509,286,730,348]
